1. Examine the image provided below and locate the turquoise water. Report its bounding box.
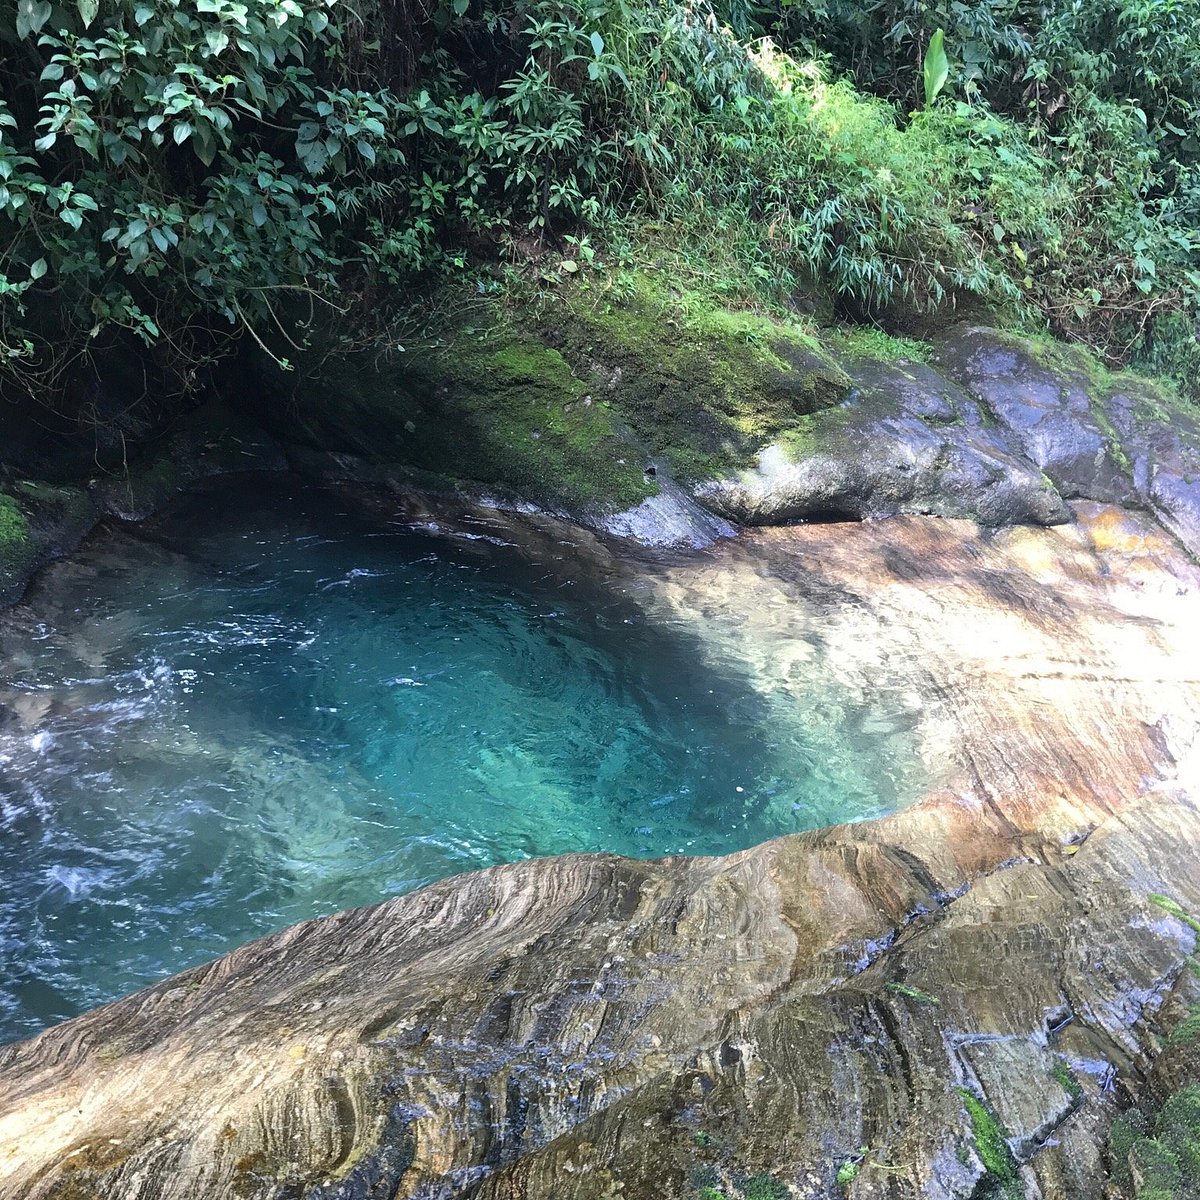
[0,476,917,1043]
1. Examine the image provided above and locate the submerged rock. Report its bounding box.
[1,504,1197,1200]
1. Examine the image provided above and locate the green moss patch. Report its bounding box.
[546,274,850,483]
[828,325,932,363]
[281,304,655,512]
[886,981,940,1006]
[0,492,34,576]
[1110,1089,1200,1200]
[958,1087,1021,1198]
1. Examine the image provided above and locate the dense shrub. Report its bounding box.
[0,0,1197,410]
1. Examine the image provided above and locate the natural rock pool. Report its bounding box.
[0,475,923,1043]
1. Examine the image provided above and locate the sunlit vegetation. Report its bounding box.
[1,0,1197,411]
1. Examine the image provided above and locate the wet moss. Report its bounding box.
[279,309,655,512]
[0,493,32,570]
[1151,895,1200,936]
[1169,1009,1200,1048]
[958,1087,1021,1198]
[546,274,850,483]
[266,275,863,508]
[836,1159,860,1189]
[741,1174,789,1200]
[885,981,940,1006]
[1106,897,1200,1199]
[1050,1058,1085,1104]
[46,1139,137,1200]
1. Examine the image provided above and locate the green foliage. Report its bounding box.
[835,1159,860,1188]
[0,492,30,553]
[728,0,1200,390]
[922,29,948,111]
[830,327,930,362]
[1,0,1198,413]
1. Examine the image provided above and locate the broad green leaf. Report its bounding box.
[590,31,604,57]
[923,28,949,110]
[77,0,99,27]
[29,258,47,280]
[16,0,52,40]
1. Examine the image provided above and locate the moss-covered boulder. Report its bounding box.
[541,276,851,483]
[0,481,96,603]
[256,307,656,516]
[255,281,850,542]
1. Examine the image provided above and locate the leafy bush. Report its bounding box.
[0,0,1197,412]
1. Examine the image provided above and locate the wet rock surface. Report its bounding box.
[1,504,1197,1200]
[933,327,1135,505]
[693,355,1068,527]
[694,326,1200,561]
[934,326,1200,557]
[0,403,286,603]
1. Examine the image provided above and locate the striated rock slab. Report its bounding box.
[1,505,1199,1200]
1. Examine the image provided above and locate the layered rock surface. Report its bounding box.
[696,327,1200,554]
[1,503,1197,1200]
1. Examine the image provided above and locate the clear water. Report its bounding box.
[0,476,918,1043]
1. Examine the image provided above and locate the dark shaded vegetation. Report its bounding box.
[0,0,1197,430]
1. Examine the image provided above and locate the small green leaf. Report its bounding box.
[29,258,47,280]
[77,0,99,27]
[590,31,604,57]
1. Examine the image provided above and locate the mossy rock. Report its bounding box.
[0,480,97,602]
[261,306,655,513]
[0,492,35,579]
[545,276,851,483]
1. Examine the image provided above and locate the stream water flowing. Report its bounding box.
[0,475,924,1043]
